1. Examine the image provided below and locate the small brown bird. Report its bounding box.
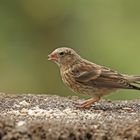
[48,47,140,108]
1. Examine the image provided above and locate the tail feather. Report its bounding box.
[129,84,140,90]
[126,75,140,82]
[126,75,140,90]
[134,81,140,84]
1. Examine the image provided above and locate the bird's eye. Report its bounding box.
[59,52,64,56]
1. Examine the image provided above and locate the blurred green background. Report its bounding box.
[0,0,140,99]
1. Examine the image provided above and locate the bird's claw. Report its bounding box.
[73,101,92,108]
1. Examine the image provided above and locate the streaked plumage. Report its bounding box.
[48,47,140,108]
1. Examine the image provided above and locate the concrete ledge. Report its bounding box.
[0,93,140,140]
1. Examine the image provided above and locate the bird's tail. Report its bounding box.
[126,75,140,83]
[129,84,140,90]
[126,75,140,90]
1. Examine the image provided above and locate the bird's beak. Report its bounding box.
[48,53,58,61]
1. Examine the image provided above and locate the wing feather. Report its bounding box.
[74,65,132,89]
[72,64,101,82]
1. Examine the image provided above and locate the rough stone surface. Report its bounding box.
[0,93,140,140]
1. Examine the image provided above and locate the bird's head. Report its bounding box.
[48,47,81,66]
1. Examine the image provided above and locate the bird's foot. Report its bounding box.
[74,101,92,108]
[74,97,100,109]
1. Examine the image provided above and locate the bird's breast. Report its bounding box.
[61,70,75,89]
[60,70,98,95]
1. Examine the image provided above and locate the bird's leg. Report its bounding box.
[74,97,100,108]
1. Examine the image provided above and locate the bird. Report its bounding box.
[48,47,140,108]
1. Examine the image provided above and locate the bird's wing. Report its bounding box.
[93,67,131,89]
[74,65,131,89]
[72,64,101,82]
